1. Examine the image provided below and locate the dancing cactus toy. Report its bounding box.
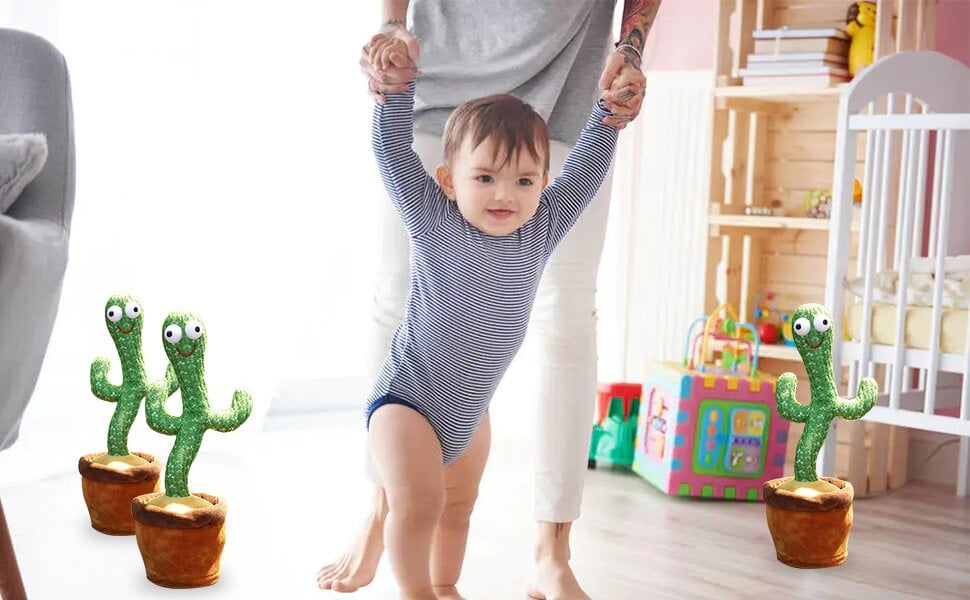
[775,304,876,493]
[79,293,176,535]
[144,311,252,505]
[90,293,177,465]
[133,310,252,588]
[764,303,877,569]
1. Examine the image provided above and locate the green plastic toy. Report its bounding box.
[775,303,877,492]
[90,293,178,465]
[144,311,252,507]
[589,392,640,468]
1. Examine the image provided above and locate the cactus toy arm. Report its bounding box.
[145,382,181,436]
[164,363,179,396]
[775,372,810,423]
[833,376,877,420]
[207,390,253,433]
[90,357,122,402]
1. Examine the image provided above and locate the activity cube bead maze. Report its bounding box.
[633,303,790,500]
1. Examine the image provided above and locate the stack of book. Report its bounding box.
[740,27,850,87]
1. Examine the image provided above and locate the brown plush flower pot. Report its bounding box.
[131,492,228,588]
[764,476,854,568]
[78,452,160,535]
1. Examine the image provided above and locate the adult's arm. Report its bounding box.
[598,0,663,130]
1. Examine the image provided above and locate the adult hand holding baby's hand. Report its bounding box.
[597,47,646,131]
[361,21,420,104]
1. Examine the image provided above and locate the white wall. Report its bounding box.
[1,1,388,476]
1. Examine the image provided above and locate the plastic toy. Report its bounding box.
[781,314,796,347]
[588,382,641,468]
[753,292,783,344]
[846,2,877,77]
[745,200,784,217]
[687,303,760,376]
[79,294,178,535]
[132,311,252,588]
[764,303,876,568]
[632,303,789,500]
[802,188,832,219]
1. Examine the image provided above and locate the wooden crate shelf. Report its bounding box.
[714,84,847,112]
[709,214,832,231]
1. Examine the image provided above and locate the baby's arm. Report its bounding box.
[372,80,447,237]
[541,101,618,251]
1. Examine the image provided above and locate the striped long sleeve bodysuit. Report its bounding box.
[367,82,617,465]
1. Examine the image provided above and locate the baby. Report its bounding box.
[362,40,618,600]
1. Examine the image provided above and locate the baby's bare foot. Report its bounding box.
[433,584,466,600]
[527,556,592,600]
[316,510,385,592]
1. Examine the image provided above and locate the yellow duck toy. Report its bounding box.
[846,1,877,77]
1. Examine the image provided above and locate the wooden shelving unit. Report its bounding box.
[757,343,801,361]
[704,0,936,496]
[708,212,861,232]
[704,0,936,366]
[714,83,846,111]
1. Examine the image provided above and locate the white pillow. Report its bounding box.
[0,133,48,214]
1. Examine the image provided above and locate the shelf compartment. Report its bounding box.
[710,338,802,363]
[714,84,846,112]
[708,214,832,231]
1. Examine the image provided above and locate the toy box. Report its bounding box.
[632,304,789,501]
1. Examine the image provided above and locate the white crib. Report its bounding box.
[821,51,970,496]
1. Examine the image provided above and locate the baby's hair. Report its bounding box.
[442,94,550,173]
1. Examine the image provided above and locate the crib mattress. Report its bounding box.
[846,302,968,354]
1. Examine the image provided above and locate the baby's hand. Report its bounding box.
[370,36,411,71]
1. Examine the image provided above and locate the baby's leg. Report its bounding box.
[431,413,491,600]
[369,404,446,600]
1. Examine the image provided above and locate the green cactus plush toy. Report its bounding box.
[90,293,178,468]
[775,303,877,496]
[144,311,252,511]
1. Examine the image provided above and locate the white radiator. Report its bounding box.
[604,70,715,380]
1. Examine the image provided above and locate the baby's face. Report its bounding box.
[437,136,548,236]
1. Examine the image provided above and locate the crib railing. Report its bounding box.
[823,51,970,495]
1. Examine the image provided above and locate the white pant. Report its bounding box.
[368,131,613,522]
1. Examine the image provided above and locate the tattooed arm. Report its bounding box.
[598,0,663,130]
[616,0,662,68]
[361,1,419,103]
[381,0,408,30]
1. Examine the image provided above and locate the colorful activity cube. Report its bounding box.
[632,361,789,501]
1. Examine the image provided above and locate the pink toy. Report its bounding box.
[632,303,790,501]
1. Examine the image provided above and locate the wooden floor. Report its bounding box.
[1,410,968,599]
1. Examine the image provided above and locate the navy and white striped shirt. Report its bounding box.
[367,82,617,465]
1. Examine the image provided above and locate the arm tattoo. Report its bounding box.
[381,19,406,34]
[618,0,661,53]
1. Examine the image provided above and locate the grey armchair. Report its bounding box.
[0,28,75,599]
